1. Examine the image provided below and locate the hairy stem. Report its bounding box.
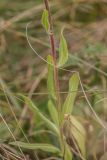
[44,1,64,155]
[44,0,61,112]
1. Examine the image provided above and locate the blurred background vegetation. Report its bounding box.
[0,0,107,159]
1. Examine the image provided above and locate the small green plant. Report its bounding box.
[10,0,86,159]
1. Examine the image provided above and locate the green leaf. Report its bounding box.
[62,115,86,158]
[21,95,59,136]
[64,143,73,160]
[41,9,50,33]
[62,73,79,119]
[71,116,86,158]
[58,30,68,67]
[47,55,56,99]
[10,141,60,153]
[48,100,59,127]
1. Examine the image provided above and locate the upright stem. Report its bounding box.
[44,0,61,111]
[44,1,65,156]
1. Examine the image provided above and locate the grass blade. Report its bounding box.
[21,95,59,136]
[0,78,20,110]
[10,141,60,153]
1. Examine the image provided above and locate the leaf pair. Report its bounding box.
[47,58,79,118]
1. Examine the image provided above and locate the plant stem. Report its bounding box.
[44,0,61,112]
[44,1,65,157]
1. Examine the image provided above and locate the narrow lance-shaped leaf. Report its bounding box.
[64,142,73,160]
[10,142,60,154]
[62,115,86,158]
[47,55,56,99]
[70,116,86,158]
[41,9,50,33]
[20,95,59,136]
[48,100,59,127]
[62,73,79,120]
[58,30,68,67]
